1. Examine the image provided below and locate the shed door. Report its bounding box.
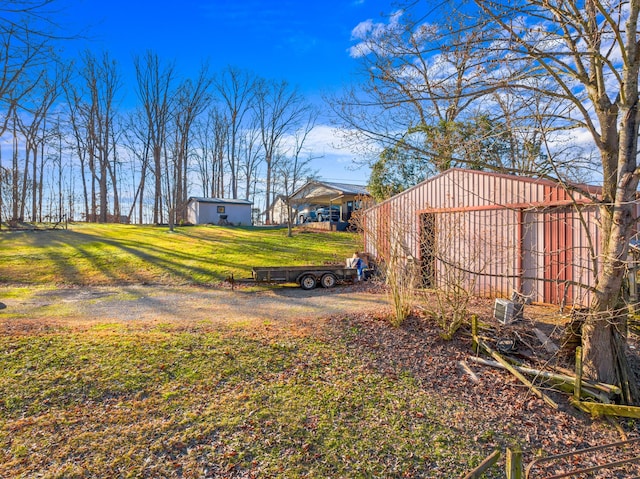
[521,211,543,302]
[543,207,574,306]
[420,213,436,287]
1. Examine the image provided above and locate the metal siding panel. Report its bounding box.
[484,175,490,205]
[578,209,591,306]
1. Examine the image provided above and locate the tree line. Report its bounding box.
[0,2,317,227]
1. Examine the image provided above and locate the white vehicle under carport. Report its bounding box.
[252,264,358,290]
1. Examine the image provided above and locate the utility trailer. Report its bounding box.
[252,265,358,290]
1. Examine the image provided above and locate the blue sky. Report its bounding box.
[63,0,397,184]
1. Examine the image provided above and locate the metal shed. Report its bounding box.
[186,197,253,226]
[363,168,615,306]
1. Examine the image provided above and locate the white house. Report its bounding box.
[264,195,290,225]
[186,197,253,226]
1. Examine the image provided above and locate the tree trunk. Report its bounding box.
[11,121,18,223]
[31,144,37,222]
[99,149,108,223]
[584,107,640,403]
[264,154,272,225]
[19,145,30,221]
[153,145,162,224]
[79,154,89,222]
[39,139,46,222]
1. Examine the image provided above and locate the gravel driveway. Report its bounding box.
[0,283,390,331]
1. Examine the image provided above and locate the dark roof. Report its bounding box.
[289,180,370,203]
[315,181,370,196]
[188,197,253,205]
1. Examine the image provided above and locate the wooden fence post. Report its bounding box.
[471,314,479,353]
[506,447,523,479]
[574,346,583,401]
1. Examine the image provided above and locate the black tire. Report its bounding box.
[320,273,337,288]
[299,274,317,290]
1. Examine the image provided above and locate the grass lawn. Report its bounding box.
[0,223,359,285]
[0,320,487,478]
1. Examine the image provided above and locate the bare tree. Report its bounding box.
[72,51,121,223]
[64,75,90,221]
[134,51,175,225]
[211,108,229,198]
[15,65,65,221]
[274,111,319,237]
[9,109,20,222]
[0,1,60,225]
[330,10,496,174]
[214,67,257,199]
[120,109,152,224]
[171,65,213,225]
[192,106,229,198]
[468,0,640,403]
[238,116,263,201]
[254,78,311,224]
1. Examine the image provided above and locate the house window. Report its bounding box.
[217,206,225,214]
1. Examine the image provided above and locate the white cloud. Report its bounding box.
[279,124,350,158]
[351,19,375,40]
[277,123,371,182]
[348,10,404,58]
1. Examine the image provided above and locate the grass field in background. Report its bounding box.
[0,223,359,285]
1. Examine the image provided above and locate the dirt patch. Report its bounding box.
[0,282,390,332]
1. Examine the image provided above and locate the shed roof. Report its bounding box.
[367,168,602,212]
[188,197,253,205]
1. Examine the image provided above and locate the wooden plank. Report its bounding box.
[570,399,640,418]
[468,357,611,403]
[533,327,559,354]
[506,448,523,479]
[574,346,583,401]
[460,450,501,479]
[478,340,559,409]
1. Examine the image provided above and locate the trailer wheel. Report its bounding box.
[300,274,317,290]
[320,273,337,288]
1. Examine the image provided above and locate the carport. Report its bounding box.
[287,180,371,229]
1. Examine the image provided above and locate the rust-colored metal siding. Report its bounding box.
[363,168,607,306]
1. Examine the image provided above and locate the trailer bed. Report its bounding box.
[252,264,358,289]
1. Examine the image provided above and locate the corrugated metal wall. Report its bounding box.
[364,169,603,306]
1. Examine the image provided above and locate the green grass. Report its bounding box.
[0,223,499,477]
[0,326,486,478]
[0,223,358,285]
